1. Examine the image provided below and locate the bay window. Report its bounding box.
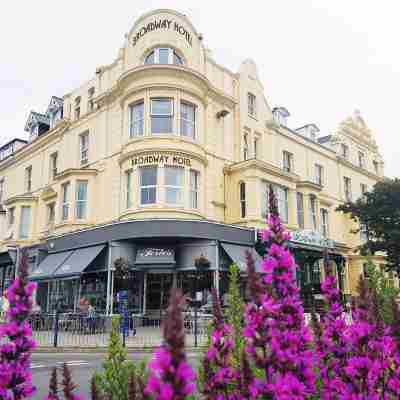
[165,166,184,206]
[261,182,289,223]
[151,99,173,134]
[190,170,199,209]
[180,101,196,138]
[75,181,88,220]
[314,164,324,186]
[61,182,70,221]
[129,101,144,137]
[140,166,157,205]
[19,206,31,239]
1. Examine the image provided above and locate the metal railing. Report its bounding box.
[28,312,211,348]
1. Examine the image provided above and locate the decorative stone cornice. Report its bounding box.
[225,159,299,183]
[40,186,58,201]
[4,194,38,207]
[97,65,236,110]
[54,168,98,181]
[296,181,323,192]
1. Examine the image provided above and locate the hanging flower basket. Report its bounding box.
[194,255,211,271]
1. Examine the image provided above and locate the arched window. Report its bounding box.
[144,48,183,65]
[240,182,246,218]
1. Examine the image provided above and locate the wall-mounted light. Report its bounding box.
[216,109,230,119]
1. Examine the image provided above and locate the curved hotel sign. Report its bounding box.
[131,153,191,167]
[132,19,193,47]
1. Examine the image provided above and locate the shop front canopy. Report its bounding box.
[220,242,263,273]
[31,245,106,281]
[30,250,74,281]
[134,247,176,273]
[52,245,106,279]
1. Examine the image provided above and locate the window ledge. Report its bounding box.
[120,207,204,220]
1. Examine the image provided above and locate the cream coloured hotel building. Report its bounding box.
[0,9,387,314]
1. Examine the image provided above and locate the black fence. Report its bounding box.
[28,312,212,348]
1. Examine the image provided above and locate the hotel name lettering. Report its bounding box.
[131,154,191,167]
[132,19,193,47]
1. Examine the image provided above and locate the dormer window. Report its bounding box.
[46,96,64,129]
[29,124,39,140]
[295,124,319,141]
[144,48,183,65]
[272,107,290,127]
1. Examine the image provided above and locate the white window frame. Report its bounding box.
[129,101,144,137]
[243,134,249,161]
[165,166,184,206]
[190,170,199,209]
[47,202,55,226]
[283,151,293,173]
[180,101,196,139]
[358,151,365,168]
[309,195,318,230]
[297,192,304,229]
[139,166,157,206]
[8,207,15,228]
[341,143,349,159]
[344,177,352,202]
[247,92,256,117]
[276,186,289,224]
[79,132,89,165]
[25,166,32,192]
[0,178,4,203]
[126,170,132,209]
[320,208,329,238]
[240,182,246,218]
[315,163,324,186]
[19,206,31,240]
[144,47,183,65]
[254,137,259,159]
[50,152,58,180]
[61,182,70,221]
[150,98,174,135]
[75,180,88,220]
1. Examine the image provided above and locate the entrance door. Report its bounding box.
[146,273,173,315]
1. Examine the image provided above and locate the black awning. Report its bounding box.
[52,245,106,279]
[30,251,74,280]
[220,242,263,273]
[0,251,13,267]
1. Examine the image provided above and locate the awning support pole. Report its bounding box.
[143,272,147,314]
[106,242,112,315]
[214,241,220,295]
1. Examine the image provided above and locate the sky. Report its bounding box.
[0,0,399,177]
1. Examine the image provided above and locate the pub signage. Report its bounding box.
[291,229,335,248]
[132,19,193,47]
[137,248,175,258]
[131,153,191,167]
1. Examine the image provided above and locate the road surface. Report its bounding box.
[31,351,200,399]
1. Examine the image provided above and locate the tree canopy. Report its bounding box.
[337,178,400,274]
